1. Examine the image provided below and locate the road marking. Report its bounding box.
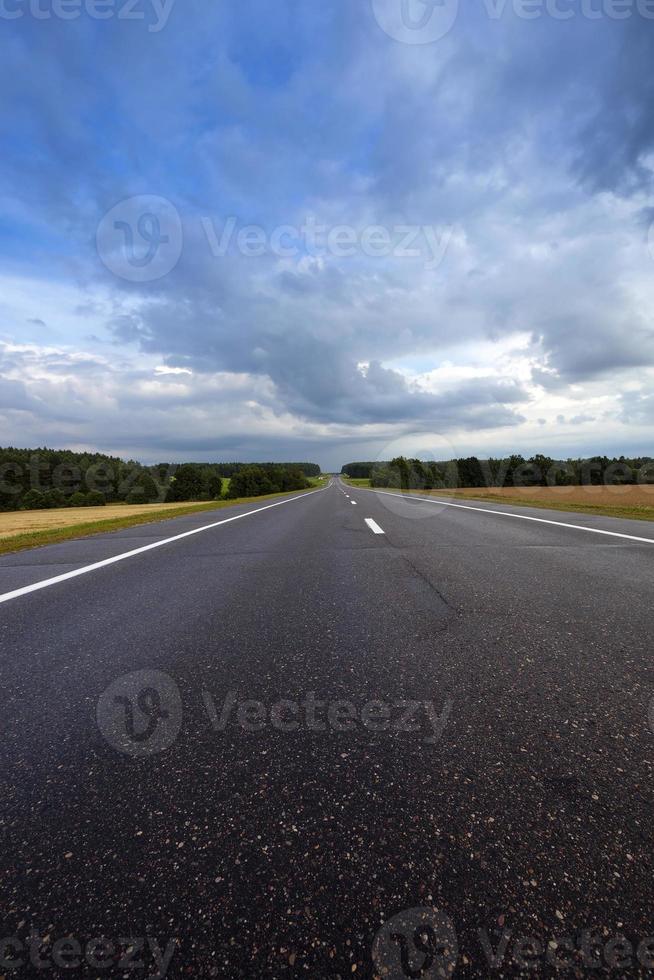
[0,488,326,606]
[351,501,357,505]
[365,518,385,535]
[361,488,654,546]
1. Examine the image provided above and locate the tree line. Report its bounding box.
[167,463,311,502]
[342,455,654,490]
[0,447,319,511]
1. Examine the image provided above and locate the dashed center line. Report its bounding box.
[365,518,385,535]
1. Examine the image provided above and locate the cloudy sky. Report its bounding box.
[1,0,653,469]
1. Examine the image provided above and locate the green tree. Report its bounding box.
[166,464,206,502]
[85,490,106,506]
[227,465,275,498]
[23,489,46,509]
[43,488,67,509]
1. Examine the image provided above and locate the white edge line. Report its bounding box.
[0,487,326,606]
[365,518,385,535]
[359,487,654,546]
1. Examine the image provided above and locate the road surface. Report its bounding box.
[1,478,653,977]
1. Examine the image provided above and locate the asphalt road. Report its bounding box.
[1,478,654,978]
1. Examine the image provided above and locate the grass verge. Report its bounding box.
[0,488,320,557]
[341,477,371,487]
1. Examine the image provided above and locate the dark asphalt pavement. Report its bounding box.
[1,478,654,978]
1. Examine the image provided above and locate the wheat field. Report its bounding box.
[438,484,654,506]
[415,483,654,520]
[0,502,214,540]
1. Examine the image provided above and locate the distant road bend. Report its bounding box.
[1,476,653,977]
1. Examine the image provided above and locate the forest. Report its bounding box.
[342,455,654,489]
[0,447,319,510]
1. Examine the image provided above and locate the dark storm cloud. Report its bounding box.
[532,313,654,383]
[575,22,654,192]
[1,0,653,462]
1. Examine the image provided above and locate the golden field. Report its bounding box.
[0,486,322,556]
[438,484,654,506]
[0,501,216,540]
[414,483,654,520]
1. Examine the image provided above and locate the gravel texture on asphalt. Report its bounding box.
[1,479,653,978]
